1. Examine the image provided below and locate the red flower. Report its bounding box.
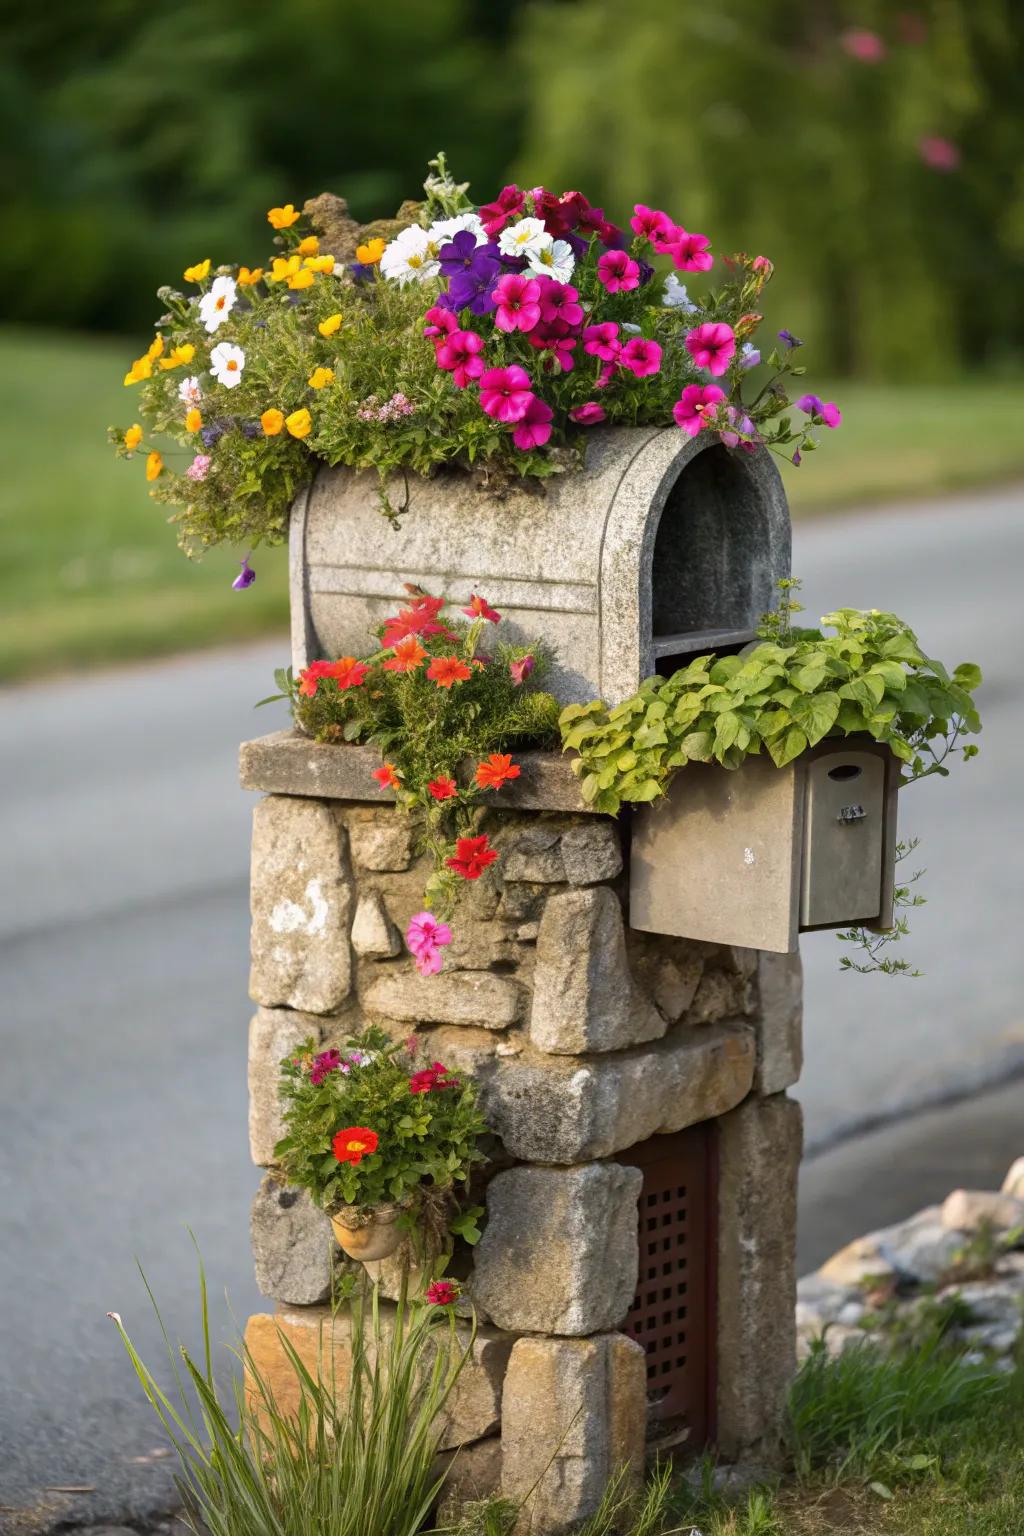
[427,655,473,689]
[383,636,427,673]
[509,655,535,686]
[475,754,521,791]
[373,762,402,791]
[409,1061,461,1094]
[332,1126,379,1164]
[382,595,447,648]
[296,659,335,698]
[425,1280,461,1306]
[323,656,368,690]
[428,776,458,801]
[462,593,501,623]
[446,834,498,880]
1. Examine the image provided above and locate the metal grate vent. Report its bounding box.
[618,1124,716,1440]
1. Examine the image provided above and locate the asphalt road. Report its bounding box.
[0,482,1021,1526]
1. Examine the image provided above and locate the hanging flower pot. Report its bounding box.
[329,1200,410,1262]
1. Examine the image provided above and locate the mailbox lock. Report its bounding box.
[837,803,867,823]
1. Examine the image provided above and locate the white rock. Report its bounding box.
[350,892,401,958]
[940,1188,1024,1233]
[1001,1157,1024,1199]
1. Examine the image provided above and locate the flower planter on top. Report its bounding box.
[289,426,791,709]
[330,1201,408,1262]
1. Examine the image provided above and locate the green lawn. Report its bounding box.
[1,326,1022,682]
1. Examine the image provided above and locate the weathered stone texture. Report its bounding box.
[249,797,353,1012]
[1003,1157,1024,1199]
[472,1163,641,1334]
[754,949,803,1095]
[244,1304,514,1451]
[248,1007,322,1165]
[350,892,401,958]
[347,816,416,872]
[716,1093,803,1461]
[250,1174,335,1306]
[531,886,665,1053]
[627,940,704,1024]
[940,1188,1024,1233]
[501,1333,646,1533]
[500,820,623,886]
[363,969,523,1030]
[434,1436,503,1524]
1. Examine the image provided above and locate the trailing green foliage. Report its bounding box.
[108,1256,472,1536]
[560,600,981,816]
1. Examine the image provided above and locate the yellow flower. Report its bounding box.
[183,259,211,283]
[269,255,301,283]
[261,408,285,436]
[287,268,315,290]
[185,407,203,432]
[308,367,335,390]
[285,407,312,439]
[318,313,343,337]
[146,335,165,361]
[158,343,196,370]
[355,238,387,265]
[124,423,143,452]
[267,203,300,230]
[297,236,319,256]
[237,266,264,286]
[123,355,153,386]
[145,450,163,482]
[303,255,335,273]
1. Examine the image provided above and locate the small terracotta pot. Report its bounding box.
[330,1202,407,1262]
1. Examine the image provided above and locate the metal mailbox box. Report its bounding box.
[629,740,900,953]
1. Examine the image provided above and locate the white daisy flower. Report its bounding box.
[526,238,576,285]
[380,225,440,285]
[178,375,202,405]
[427,212,486,249]
[198,274,237,333]
[209,342,245,389]
[498,217,552,259]
[662,273,697,311]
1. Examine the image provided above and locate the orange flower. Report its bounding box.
[428,776,458,801]
[355,237,387,264]
[323,656,368,690]
[261,408,285,436]
[146,335,165,361]
[427,655,473,689]
[297,235,320,256]
[318,313,343,337]
[159,343,195,370]
[145,450,163,482]
[383,635,427,673]
[269,255,301,282]
[308,366,335,390]
[331,1126,379,1164]
[237,266,264,286]
[183,259,211,283]
[268,203,300,229]
[373,762,402,791]
[123,355,153,385]
[185,407,203,432]
[288,267,315,290]
[286,408,312,439]
[462,593,501,623]
[475,753,522,791]
[123,423,143,452]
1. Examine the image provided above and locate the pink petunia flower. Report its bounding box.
[509,654,536,685]
[685,322,736,376]
[918,136,960,172]
[596,249,641,293]
[668,231,714,273]
[630,204,675,242]
[423,305,459,341]
[406,911,453,977]
[493,273,542,333]
[841,28,886,62]
[530,329,577,373]
[512,395,554,451]
[673,384,726,437]
[479,365,534,423]
[436,329,485,388]
[478,184,525,237]
[796,394,842,428]
[582,322,620,361]
[649,220,685,255]
[536,277,584,329]
[619,337,663,378]
[569,401,606,425]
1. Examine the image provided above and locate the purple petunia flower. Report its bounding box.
[232,558,256,590]
[349,262,375,284]
[796,394,842,428]
[442,234,502,314]
[240,419,262,439]
[201,420,229,449]
[778,329,803,349]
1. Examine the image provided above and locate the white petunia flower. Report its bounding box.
[498,217,552,259]
[209,341,245,389]
[427,212,486,250]
[178,375,202,405]
[380,225,440,285]
[198,275,237,333]
[526,238,576,285]
[662,273,697,311]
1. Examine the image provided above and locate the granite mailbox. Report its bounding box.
[244,427,807,1532]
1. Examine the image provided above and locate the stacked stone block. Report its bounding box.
[242,737,803,1531]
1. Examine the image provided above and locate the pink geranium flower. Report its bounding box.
[841,28,886,62]
[630,204,675,242]
[918,136,960,171]
[582,322,620,361]
[479,365,534,423]
[569,402,606,425]
[512,395,554,450]
[619,338,662,378]
[436,329,485,388]
[493,273,542,333]
[796,394,842,428]
[536,277,583,329]
[673,384,726,437]
[668,231,714,273]
[685,322,736,376]
[597,249,641,293]
[406,911,453,977]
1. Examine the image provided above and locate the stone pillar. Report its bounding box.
[241,733,805,1524]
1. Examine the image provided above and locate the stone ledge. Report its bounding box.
[240,730,598,813]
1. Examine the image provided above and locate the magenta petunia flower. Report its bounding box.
[685,322,736,376]
[619,337,663,378]
[423,305,459,341]
[668,231,714,273]
[478,184,525,237]
[569,402,607,425]
[597,250,640,293]
[630,204,675,242]
[232,558,256,591]
[512,395,554,451]
[796,394,842,428]
[841,28,886,62]
[309,1048,343,1086]
[918,136,960,172]
[673,384,726,437]
[536,277,584,329]
[493,273,542,333]
[436,329,485,388]
[479,365,534,423]
[582,322,620,361]
[406,911,453,978]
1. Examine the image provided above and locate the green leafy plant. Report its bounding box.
[837,838,927,977]
[274,1029,487,1236]
[109,1256,472,1536]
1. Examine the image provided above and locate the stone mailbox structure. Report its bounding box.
[243,428,804,1532]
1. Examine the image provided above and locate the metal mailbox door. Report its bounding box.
[799,749,887,928]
